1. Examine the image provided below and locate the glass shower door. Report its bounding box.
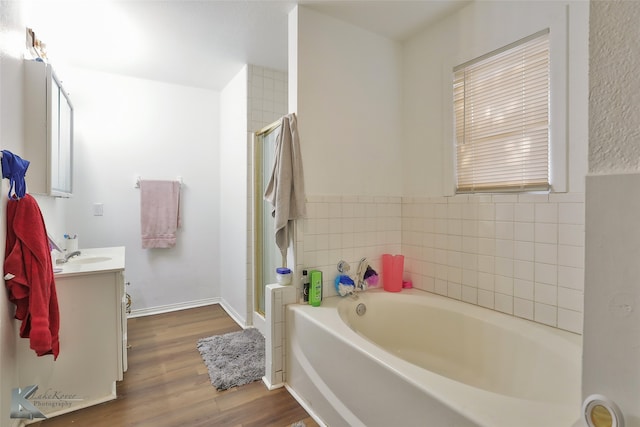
[255,124,280,314]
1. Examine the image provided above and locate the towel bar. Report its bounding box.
[134,176,183,188]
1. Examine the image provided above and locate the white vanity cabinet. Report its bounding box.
[16,247,126,419]
[23,59,73,197]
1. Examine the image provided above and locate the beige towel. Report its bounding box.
[140,180,181,249]
[264,113,306,259]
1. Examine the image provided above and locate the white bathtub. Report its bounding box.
[285,289,582,427]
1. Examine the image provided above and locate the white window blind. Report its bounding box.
[454,30,550,193]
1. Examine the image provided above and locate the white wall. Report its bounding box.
[288,6,404,299]
[219,64,288,327]
[402,0,589,197]
[293,6,403,197]
[398,1,589,333]
[219,66,248,325]
[62,68,221,313]
[584,2,640,424]
[0,2,25,423]
[589,1,640,175]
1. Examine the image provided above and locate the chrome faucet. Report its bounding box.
[336,258,371,295]
[355,257,369,292]
[57,250,82,264]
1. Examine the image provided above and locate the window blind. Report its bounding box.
[454,30,550,193]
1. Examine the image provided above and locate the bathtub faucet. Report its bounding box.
[355,257,369,292]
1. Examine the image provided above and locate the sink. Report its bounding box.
[66,256,112,265]
[53,247,124,277]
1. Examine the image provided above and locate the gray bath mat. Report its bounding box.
[196,328,265,391]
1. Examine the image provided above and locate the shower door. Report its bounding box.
[254,122,281,315]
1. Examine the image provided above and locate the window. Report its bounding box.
[454,30,550,193]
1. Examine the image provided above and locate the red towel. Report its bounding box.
[4,194,60,359]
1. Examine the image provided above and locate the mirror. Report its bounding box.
[50,70,73,195]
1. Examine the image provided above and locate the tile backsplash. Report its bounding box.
[300,193,584,334]
[300,195,402,299]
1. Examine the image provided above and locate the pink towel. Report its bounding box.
[140,180,181,249]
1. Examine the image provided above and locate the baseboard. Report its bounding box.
[262,375,284,391]
[128,297,251,331]
[218,300,247,328]
[285,384,327,427]
[128,297,221,318]
[252,311,266,336]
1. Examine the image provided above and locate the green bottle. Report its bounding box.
[309,270,323,307]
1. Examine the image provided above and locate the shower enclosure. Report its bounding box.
[254,121,281,315]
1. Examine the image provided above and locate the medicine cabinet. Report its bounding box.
[24,59,73,197]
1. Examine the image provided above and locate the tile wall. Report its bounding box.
[248,65,288,133]
[299,193,585,334]
[246,65,288,320]
[245,66,291,384]
[264,283,296,388]
[299,195,402,301]
[402,193,585,334]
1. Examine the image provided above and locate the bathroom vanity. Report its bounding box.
[16,247,126,420]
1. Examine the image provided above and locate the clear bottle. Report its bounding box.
[301,270,309,304]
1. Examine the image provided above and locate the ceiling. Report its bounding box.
[25,0,469,91]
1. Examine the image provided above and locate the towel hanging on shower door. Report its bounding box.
[264,113,306,261]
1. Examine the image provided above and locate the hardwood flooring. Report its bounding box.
[33,305,317,427]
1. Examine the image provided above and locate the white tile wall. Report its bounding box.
[402,193,585,334]
[301,195,402,299]
[297,192,583,333]
[246,66,290,384]
[248,65,288,133]
[264,284,296,388]
[246,65,288,319]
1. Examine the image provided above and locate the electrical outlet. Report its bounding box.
[93,203,104,216]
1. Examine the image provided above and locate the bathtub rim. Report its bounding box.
[286,288,582,427]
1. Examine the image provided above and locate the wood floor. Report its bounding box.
[34,305,317,427]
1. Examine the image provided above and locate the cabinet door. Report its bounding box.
[23,60,74,197]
